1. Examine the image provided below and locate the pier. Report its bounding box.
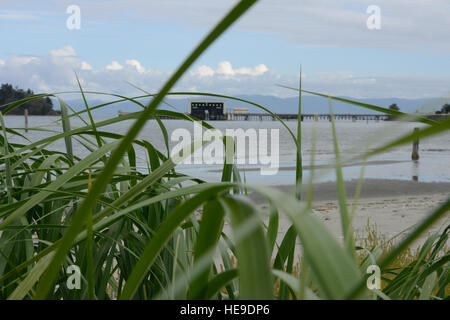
[226,113,390,121]
[118,110,449,122]
[118,110,389,121]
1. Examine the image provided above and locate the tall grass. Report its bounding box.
[0,0,449,300]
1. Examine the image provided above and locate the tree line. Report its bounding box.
[389,103,450,114]
[0,83,60,115]
[435,103,450,114]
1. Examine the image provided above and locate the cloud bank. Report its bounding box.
[0,46,449,100]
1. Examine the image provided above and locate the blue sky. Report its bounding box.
[1,0,449,99]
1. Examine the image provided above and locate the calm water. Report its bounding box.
[4,115,450,185]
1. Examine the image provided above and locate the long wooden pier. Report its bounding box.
[117,110,449,122]
[118,110,389,121]
[227,113,389,121]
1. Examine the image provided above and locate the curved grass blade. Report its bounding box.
[277,85,436,125]
[34,0,260,299]
[329,100,355,260]
[205,269,238,300]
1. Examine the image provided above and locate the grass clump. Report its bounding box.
[356,220,449,298]
[356,220,422,272]
[0,0,449,300]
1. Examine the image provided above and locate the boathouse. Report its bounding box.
[188,100,227,120]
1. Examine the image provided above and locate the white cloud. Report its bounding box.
[184,61,269,79]
[0,46,449,100]
[50,46,76,58]
[81,61,93,71]
[192,65,215,77]
[216,61,268,78]
[216,61,234,77]
[237,64,269,76]
[105,61,123,71]
[125,59,145,74]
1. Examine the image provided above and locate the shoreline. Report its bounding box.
[209,160,410,173]
[248,178,450,203]
[312,192,449,246]
[249,179,450,249]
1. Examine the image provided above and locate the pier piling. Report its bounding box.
[412,127,420,160]
[24,109,28,133]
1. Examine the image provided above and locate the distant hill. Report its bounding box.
[61,94,449,116]
[0,83,60,115]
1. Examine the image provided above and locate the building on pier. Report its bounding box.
[188,100,227,120]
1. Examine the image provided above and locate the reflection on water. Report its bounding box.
[412,160,419,182]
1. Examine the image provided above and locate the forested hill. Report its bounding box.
[0,83,60,115]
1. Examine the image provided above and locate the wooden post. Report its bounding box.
[314,114,318,122]
[412,127,419,160]
[24,108,28,133]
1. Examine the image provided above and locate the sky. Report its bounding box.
[0,0,449,100]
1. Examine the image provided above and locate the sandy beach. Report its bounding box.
[248,179,450,250]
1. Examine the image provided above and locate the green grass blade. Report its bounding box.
[7,252,55,300]
[75,73,104,151]
[205,269,238,300]
[188,199,225,299]
[0,112,13,203]
[277,85,436,126]
[58,98,74,163]
[219,196,273,299]
[329,99,355,260]
[266,203,279,257]
[295,66,302,200]
[86,169,95,300]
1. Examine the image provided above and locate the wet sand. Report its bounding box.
[249,179,450,249]
[248,178,450,203]
[312,193,449,246]
[210,160,410,173]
